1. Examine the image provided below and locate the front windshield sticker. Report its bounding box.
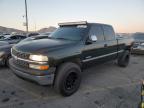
[77,25,87,28]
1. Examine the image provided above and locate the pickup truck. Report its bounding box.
[9,21,133,96]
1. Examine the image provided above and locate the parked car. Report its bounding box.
[0,35,4,39]
[28,33,40,37]
[0,41,9,46]
[20,35,49,43]
[0,34,10,40]
[9,21,133,96]
[0,35,26,66]
[0,43,13,66]
[132,33,144,48]
[0,35,26,44]
[40,32,52,36]
[132,43,144,54]
[0,35,49,66]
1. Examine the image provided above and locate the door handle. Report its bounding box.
[104,44,108,47]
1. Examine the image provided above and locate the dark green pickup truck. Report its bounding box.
[9,21,133,96]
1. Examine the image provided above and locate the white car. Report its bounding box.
[132,43,144,54]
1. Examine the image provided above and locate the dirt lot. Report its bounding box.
[0,55,143,108]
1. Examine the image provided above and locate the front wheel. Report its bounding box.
[118,50,130,67]
[6,56,11,67]
[54,62,81,96]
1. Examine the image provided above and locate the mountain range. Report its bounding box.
[38,26,57,33]
[0,26,24,34]
[0,26,57,34]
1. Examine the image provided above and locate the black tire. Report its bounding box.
[118,50,130,67]
[6,56,11,67]
[0,58,5,66]
[54,62,81,96]
[138,102,143,108]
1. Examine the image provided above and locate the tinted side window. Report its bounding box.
[18,36,26,39]
[103,25,115,40]
[89,25,104,41]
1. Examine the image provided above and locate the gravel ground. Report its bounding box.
[0,55,143,108]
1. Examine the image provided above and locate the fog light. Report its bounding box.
[29,64,49,70]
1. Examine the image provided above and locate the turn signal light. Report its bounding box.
[29,64,49,70]
[40,65,49,70]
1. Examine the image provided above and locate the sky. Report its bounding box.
[0,0,144,33]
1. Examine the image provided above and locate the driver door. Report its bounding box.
[82,24,106,63]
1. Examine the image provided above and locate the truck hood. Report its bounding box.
[14,39,77,54]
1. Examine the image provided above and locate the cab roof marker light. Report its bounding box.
[58,21,87,26]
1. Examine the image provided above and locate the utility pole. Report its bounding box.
[25,0,29,34]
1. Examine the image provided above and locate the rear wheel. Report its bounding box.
[54,62,81,96]
[118,50,130,67]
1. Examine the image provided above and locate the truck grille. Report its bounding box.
[13,59,29,67]
[12,48,30,68]
[12,48,30,59]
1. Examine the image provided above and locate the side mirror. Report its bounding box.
[90,35,97,42]
[86,35,97,45]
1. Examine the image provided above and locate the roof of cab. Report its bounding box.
[58,21,111,27]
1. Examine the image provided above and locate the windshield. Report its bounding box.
[49,26,88,41]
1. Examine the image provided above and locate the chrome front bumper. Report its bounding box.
[9,58,55,85]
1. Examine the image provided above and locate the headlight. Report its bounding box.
[0,52,5,57]
[29,55,48,62]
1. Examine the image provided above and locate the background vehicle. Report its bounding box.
[0,34,11,40]
[132,33,144,48]
[40,32,52,36]
[0,43,13,66]
[132,43,144,54]
[10,21,133,96]
[0,35,26,66]
[20,35,50,43]
[0,41,9,46]
[0,35,50,66]
[0,35,26,44]
[28,33,40,37]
